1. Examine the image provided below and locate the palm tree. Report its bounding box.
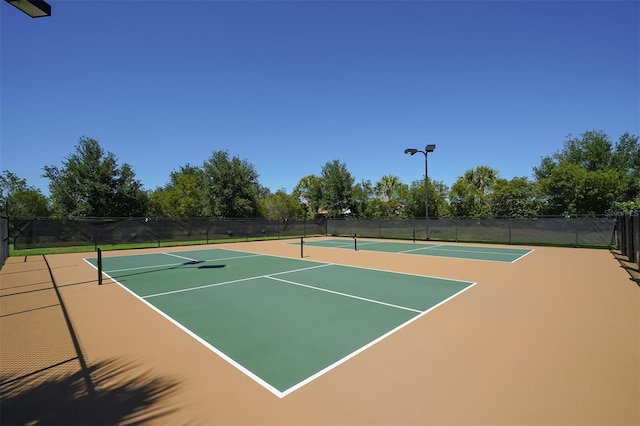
[463,166,498,194]
[374,175,402,201]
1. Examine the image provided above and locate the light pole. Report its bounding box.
[404,144,436,240]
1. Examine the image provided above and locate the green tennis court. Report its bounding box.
[301,238,533,262]
[85,248,474,398]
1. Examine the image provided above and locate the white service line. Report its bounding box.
[143,263,334,299]
[266,275,423,314]
[398,244,444,253]
[162,252,200,262]
[105,253,264,273]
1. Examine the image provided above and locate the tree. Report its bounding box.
[202,150,260,218]
[293,175,323,218]
[319,160,355,217]
[538,163,624,216]
[43,137,147,217]
[350,180,374,218]
[548,130,613,172]
[534,130,635,214]
[449,166,498,218]
[490,177,542,218]
[463,165,498,195]
[147,165,207,217]
[404,179,449,219]
[260,189,304,220]
[0,171,28,200]
[0,170,50,217]
[449,178,491,218]
[362,175,409,219]
[374,175,404,201]
[611,132,640,203]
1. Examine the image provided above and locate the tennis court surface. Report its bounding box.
[85,248,475,397]
[299,238,533,262]
[1,237,638,425]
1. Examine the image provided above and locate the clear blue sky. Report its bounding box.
[1,0,638,196]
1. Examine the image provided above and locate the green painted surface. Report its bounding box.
[90,249,326,297]
[302,239,532,262]
[87,249,474,394]
[148,277,418,392]
[279,265,471,312]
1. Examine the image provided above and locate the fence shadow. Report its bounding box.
[611,250,640,287]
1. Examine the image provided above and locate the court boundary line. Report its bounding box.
[299,238,534,263]
[220,247,476,285]
[101,253,263,274]
[266,275,423,314]
[398,244,445,253]
[161,252,200,262]
[82,248,477,398]
[279,280,478,397]
[142,263,333,299]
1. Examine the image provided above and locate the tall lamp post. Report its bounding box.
[404,144,436,240]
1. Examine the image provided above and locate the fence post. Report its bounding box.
[97,248,102,285]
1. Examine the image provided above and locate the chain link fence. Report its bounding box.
[9,216,619,253]
[12,218,327,250]
[327,217,616,248]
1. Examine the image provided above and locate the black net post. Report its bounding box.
[97,248,103,285]
[300,237,304,258]
[354,234,357,251]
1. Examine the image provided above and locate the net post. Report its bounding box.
[97,248,103,285]
[353,234,357,251]
[300,236,304,258]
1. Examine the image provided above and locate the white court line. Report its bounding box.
[279,281,478,398]
[86,263,286,398]
[423,246,535,262]
[221,246,475,284]
[426,247,529,256]
[162,252,200,262]
[84,249,478,399]
[142,263,333,299]
[305,240,384,250]
[320,241,380,249]
[510,248,535,263]
[309,240,530,262]
[266,276,423,314]
[398,244,444,253]
[392,245,533,263]
[104,253,263,273]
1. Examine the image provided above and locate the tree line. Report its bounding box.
[1,130,638,220]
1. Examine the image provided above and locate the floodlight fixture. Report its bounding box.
[4,0,51,17]
[403,143,437,240]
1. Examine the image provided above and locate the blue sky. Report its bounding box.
[1,1,638,196]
